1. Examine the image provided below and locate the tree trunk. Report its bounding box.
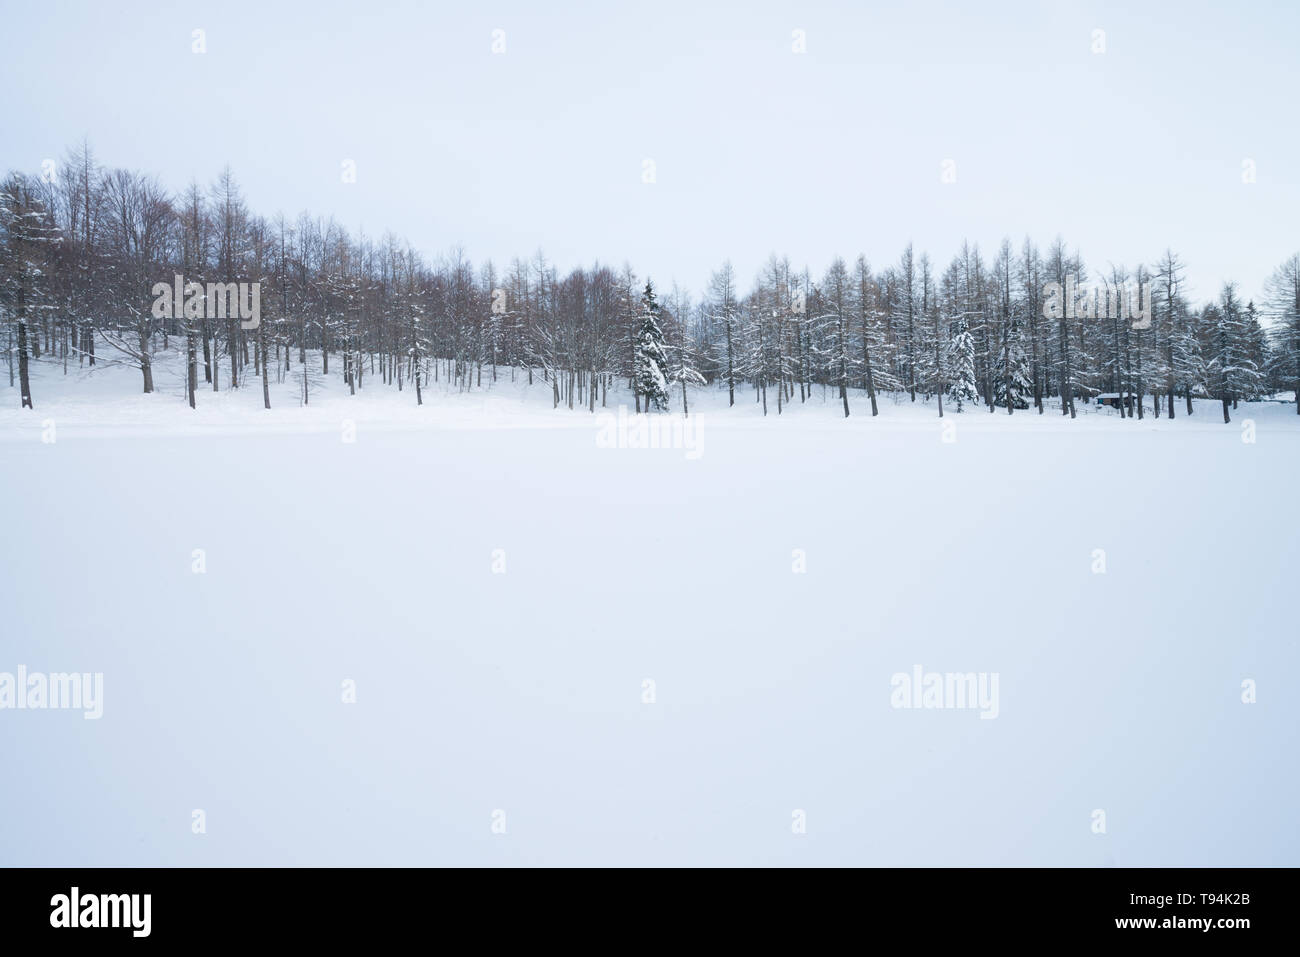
[17,320,33,409]
[228,321,238,388]
[725,319,735,407]
[139,328,154,393]
[260,325,271,409]
[187,331,197,409]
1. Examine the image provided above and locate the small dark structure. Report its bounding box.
[1096,393,1136,410]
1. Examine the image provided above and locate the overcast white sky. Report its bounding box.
[2,0,1296,306]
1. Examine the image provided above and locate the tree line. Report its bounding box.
[3,142,1299,423]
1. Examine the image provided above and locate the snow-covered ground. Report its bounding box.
[2,350,1297,865]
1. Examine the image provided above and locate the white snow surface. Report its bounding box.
[1,349,1297,865]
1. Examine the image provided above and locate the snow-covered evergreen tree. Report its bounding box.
[946,317,979,411]
[1208,284,1266,422]
[1244,300,1269,399]
[995,324,1033,410]
[633,280,671,411]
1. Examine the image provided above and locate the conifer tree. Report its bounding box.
[633,280,671,411]
[995,325,1033,411]
[672,308,706,416]
[1208,284,1265,422]
[946,316,979,412]
[1,173,62,409]
[1265,254,1300,414]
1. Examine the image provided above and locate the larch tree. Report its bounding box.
[1,173,62,408]
[818,257,854,417]
[708,261,740,407]
[670,290,705,416]
[1265,254,1300,414]
[99,168,171,394]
